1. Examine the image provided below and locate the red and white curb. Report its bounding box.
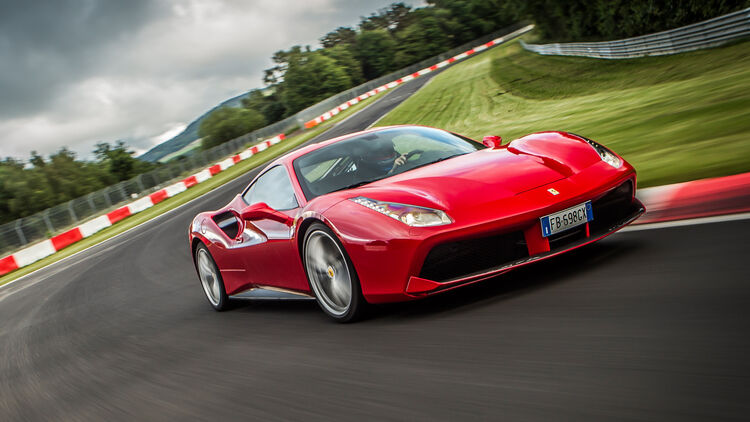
[0,134,286,277]
[303,24,535,129]
[635,172,750,224]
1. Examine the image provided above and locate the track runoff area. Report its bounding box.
[1,44,750,422]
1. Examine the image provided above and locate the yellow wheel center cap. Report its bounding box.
[327,266,335,278]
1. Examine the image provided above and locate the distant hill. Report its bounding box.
[138,90,253,162]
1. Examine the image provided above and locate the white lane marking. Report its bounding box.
[621,212,750,232]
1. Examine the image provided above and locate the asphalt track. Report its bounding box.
[1,70,749,421]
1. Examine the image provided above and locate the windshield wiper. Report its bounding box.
[408,153,465,171]
[333,177,387,192]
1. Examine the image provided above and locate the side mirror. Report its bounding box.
[482,135,503,149]
[240,202,294,226]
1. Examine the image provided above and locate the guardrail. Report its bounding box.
[0,22,532,257]
[521,7,750,59]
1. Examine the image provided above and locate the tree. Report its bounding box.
[263,46,304,86]
[281,50,354,113]
[198,107,266,150]
[355,30,398,80]
[241,89,287,124]
[359,2,414,33]
[394,12,451,68]
[94,141,154,182]
[321,45,365,86]
[320,26,357,48]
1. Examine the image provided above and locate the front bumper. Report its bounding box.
[329,164,643,304]
[405,193,644,295]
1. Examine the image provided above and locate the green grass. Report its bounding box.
[0,92,381,286]
[375,38,750,187]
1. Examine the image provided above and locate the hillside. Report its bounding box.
[138,90,253,162]
[375,38,750,187]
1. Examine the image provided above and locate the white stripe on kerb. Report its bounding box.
[127,196,154,214]
[164,182,187,198]
[218,158,234,171]
[78,215,112,238]
[194,169,212,183]
[14,241,56,267]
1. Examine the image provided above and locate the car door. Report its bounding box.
[240,165,308,292]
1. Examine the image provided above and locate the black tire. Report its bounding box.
[303,223,367,323]
[194,243,230,311]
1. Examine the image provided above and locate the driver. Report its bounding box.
[359,140,408,177]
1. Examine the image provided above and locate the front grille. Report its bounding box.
[419,230,528,282]
[589,180,635,235]
[548,225,587,249]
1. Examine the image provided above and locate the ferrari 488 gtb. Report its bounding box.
[189,125,644,321]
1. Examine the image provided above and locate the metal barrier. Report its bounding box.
[521,8,750,59]
[0,22,528,255]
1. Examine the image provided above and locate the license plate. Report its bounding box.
[540,201,593,237]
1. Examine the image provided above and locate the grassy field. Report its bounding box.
[376,38,750,187]
[0,93,381,286]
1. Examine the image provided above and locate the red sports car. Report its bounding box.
[189,125,644,322]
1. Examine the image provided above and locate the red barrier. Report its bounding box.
[182,176,198,188]
[0,255,18,276]
[50,228,83,251]
[107,206,132,224]
[149,189,168,204]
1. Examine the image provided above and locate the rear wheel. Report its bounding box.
[195,243,229,311]
[303,223,366,322]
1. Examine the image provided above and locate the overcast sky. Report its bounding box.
[0,0,411,160]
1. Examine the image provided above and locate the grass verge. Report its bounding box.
[375,38,750,187]
[0,93,381,286]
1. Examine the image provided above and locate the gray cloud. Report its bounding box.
[0,0,156,117]
[0,0,406,159]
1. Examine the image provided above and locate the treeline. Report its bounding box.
[520,0,750,42]
[198,0,518,147]
[0,142,156,224]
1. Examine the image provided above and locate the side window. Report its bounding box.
[242,166,299,210]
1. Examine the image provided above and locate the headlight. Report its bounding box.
[350,197,452,227]
[582,137,622,168]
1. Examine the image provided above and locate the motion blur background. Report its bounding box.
[1,2,750,421]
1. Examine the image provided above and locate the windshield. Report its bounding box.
[293,126,484,200]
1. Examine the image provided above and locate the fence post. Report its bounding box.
[87,193,97,213]
[135,174,145,192]
[14,220,27,245]
[67,200,78,222]
[42,209,55,234]
[119,183,128,201]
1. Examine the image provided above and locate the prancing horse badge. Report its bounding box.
[547,188,560,195]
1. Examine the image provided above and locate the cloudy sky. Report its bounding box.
[0,0,409,160]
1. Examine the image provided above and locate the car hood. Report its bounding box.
[348,148,567,211]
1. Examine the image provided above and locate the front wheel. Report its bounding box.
[195,243,230,311]
[303,223,366,323]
